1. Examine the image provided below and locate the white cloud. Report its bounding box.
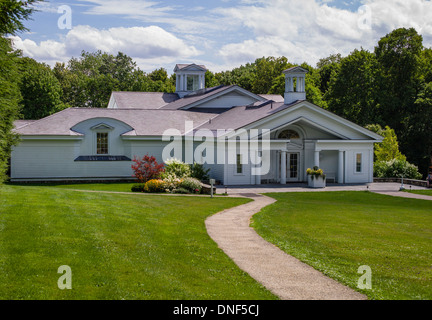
[214,0,432,67]
[12,0,432,73]
[11,25,201,70]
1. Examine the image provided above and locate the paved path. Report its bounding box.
[205,193,367,300]
[206,182,431,300]
[216,182,429,196]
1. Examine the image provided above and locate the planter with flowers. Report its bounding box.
[306,166,326,188]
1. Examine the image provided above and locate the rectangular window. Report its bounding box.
[97,132,108,155]
[187,75,199,91]
[356,153,362,173]
[236,154,243,174]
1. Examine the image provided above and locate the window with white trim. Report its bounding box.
[236,154,243,174]
[187,75,199,91]
[96,132,109,155]
[355,153,362,173]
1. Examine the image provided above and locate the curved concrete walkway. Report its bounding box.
[205,193,367,300]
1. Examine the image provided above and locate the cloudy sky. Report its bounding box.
[10,0,432,73]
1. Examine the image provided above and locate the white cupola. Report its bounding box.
[174,63,207,98]
[283,66,308,105]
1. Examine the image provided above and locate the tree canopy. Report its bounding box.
[0,0,41,182]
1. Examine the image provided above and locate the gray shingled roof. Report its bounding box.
[111,91,179,109]
[159,85,235,110]
[14,108,220,136]
[194,101,302,134]
[13,88,288,137]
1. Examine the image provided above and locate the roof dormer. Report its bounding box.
[174,63,207,98]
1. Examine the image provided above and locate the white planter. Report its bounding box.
[308,175,326,188]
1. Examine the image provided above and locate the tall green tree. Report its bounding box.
[316,53,342,95]
[403,81,432,175]
[252,56,291,94]
[0,0,41,182]
[55,51,175,108]
[18,57,66,119]
[326,49,380,126]
[374,28,423,132]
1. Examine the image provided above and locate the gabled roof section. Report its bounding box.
[174,63,207,72]
[194,100,383,141]
[283,66,309,74]
[160,85,267,110]
[108,91,179,109]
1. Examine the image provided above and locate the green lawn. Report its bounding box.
[7,182,137,193]
[406,189,432,197]
[251,191,432,300]
[0,184,276,300]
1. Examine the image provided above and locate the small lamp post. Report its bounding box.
[399,173,405,191]
[210,179,215,198]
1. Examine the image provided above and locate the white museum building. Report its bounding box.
[11,63,383,185]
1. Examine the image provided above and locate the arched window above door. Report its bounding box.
[278,129,300,140]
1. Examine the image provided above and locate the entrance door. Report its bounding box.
[287,153,300,181]
[279,152,300,182]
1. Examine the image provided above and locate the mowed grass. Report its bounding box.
[0,184,276,300]
[251,191,432,300]
[7,182,137,193]
[406,189,432,197]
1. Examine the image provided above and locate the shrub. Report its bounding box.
[374,159,423,180]
[179,177,202,194]
[162,173,183,192]
[190,162,210,181]
[160,158,191,179]
[174,187,191,194]
[143,179,166,193]
[131,154,165,183]
[131,184,145,192]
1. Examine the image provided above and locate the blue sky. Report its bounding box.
[12,0,432,73]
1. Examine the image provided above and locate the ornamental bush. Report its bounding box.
[174,187,191,194]
[160,158,191,179]
[162,173,183,192]
[143,179,166,193]
[374,159,422,180]
[190,162,210,181]
[179,177,202,194]
[131,154,165,183]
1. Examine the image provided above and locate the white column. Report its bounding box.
[314,150,320,168]
[200,74,204,89]
[255,150,261,185]
[280,151,287,184]
[338,150,344,184]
